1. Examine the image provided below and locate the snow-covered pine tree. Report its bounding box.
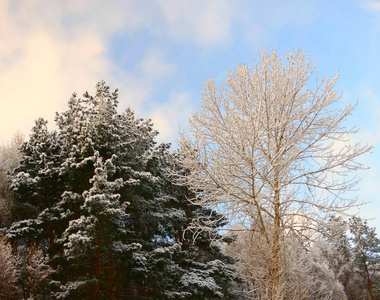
[52,82,163,298]
[7,81,239,299]
[57,153,134,299]
[7,82,160,298]
[8,118,63,254]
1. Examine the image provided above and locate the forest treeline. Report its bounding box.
[1,52,380,299]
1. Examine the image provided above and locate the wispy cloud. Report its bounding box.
[0,1,152,141]
[0,0,237,142]
[155,0,234,47]
[138,50,177,80]
[0,0,112,141]
[363,0,380,11]
[148,92,195,146]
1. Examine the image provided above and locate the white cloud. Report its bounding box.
[138,50,176,80]
[116,74,152,113]
[0,31,63,138]
[8,0,145,39]
[148,92,195,146]
[155,0,234,47]
[363,0,380,11]
[0,0,151,142]
[1,0,214,144]
[0,0,262,143]
[115,49,180,120]
[0,26,110,141]
[237,0,318,45]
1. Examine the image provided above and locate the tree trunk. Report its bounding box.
[363,256,374,300]
[272,177,281,300]
[92,250,101,299]
[48,223,57,270]
[107,282,115,300]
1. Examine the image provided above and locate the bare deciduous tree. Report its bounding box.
[0,234,19,299]
[19,244,52,299]
[175,50,371,299]
[224,230,347,299]
[0,131,23,227]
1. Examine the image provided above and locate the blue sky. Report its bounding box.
[1,0,380,228]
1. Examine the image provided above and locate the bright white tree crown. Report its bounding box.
[175,49,372,238]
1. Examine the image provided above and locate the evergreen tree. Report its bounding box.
[6,81,239,299]
[8,119,63,255]
[7,82,159,298]
[349,216,380,300]
[57,153,137,299]
[321,216,380,300]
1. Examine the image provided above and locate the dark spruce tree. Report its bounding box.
[7,81,239,299]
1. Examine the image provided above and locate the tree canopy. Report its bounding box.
[175,49,372,299]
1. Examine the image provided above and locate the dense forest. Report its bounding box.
[1,54,380,299]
